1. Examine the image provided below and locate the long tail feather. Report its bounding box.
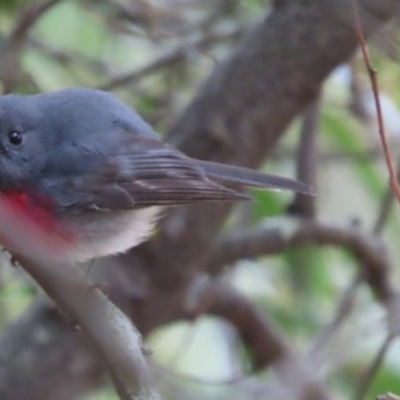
[195,159,315,195]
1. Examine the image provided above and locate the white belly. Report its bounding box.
[63,207,161,263]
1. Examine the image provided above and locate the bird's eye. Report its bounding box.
[8,131,22,146]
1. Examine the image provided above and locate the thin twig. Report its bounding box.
[372,158,400,234]
[310,274,362,358]
[352,8,400,396]
[355,335,395,400]
[353,0,400,204]
[11,0,62,43]
[99,27,243,91]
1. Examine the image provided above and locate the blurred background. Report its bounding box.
[1,1,400,399]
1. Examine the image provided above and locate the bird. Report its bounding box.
[0,88,313,264]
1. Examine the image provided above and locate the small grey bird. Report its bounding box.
[0,88,312,263]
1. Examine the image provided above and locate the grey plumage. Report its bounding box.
[0,88,313,262]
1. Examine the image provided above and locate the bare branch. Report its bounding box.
[355,334,395,400]
[99,26,244,91]
[0,1,398,398]
[11,0,62,43]
[181,279,330,399]
[0,194,161,399]
[310,274,362,357]
[373,159,400,234]
[287,98,320,218]
[352,0,400,203]
[17,256,161,400]
[206,220,392,302]
[181,279,290,369]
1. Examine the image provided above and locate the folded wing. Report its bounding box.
[43,138,313,213]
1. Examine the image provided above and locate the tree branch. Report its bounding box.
[180,279,330,399]
[181,279,290,370]
[206,220,392,302]
[0,191,162,399]
[0,1,397,398]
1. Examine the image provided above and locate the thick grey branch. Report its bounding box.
[16,257,161,400]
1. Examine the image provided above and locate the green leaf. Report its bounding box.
[250,188,286,223]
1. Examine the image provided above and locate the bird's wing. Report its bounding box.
[43,139,249,212]
[41,137,313,213]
